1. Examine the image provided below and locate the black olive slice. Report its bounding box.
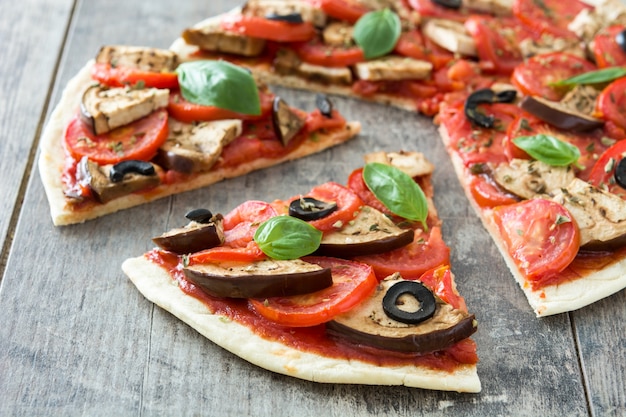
[185,208,214,224]
[265,12,304,24]
[431,0,462,9]
[464,88,517,128]
[615,158,626,189]
[616,28,626,54]
[382,281,436,325]
[289,197,338,221]
[109,160,156,183]
[315,94,333,118]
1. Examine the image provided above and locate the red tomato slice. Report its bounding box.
[597,77,626,133]
[464,15,534,76]
[468,174,519,209]
[221,200,278,247]
[168,90,274,123]
[492,199,580,283]
[512,0,591,38]
[394,30,429,61]
[511,52,596,101]
[293,182,364,232]
[347,167,389,214]
[304,109,346,132]
[592,25,626,68]
[221,15,316,42]
[406,0,469,22]
[419,265,466,311]
[587,139,626,200]
[354,226,450,280]
[249,256,377,327]
[292,39,365,67]
[91,62,179,89]
[308,0,369,23]
[188,242,267,265]
[64,109,168,165]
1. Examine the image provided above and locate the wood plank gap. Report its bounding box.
[139,306,156,417]
[569,312,595,417]
[0,0,80,282]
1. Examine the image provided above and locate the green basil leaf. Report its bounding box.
[553,67,626,87]
[363,162,428,229]
[176,60,261,115]
[512,134,581,166]
[254,216,322,260]
[353,8,401,59]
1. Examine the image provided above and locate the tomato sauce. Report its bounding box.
[147,249,478,371]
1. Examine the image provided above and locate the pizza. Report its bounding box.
[123,150,481,392]
[38,45,360,225]
[168,0,626,316]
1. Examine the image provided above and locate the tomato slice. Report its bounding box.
[222,200,279,247]
[308,0,369,23]
[464,15,534,76]
[168,90,274,123]
[511,52,596,101]
[512,0,591,38]
[221,15,316,42]
[492,199,580,284]
[292,39,365,67]
[354,226,450,280]
[64,109,168,165]
[596,77,626,133]
[587,139,626,200]
[91,62,179,89]
[468,173,519,209]
[406,0,469,22]
[304,109,346,132]
[249,256,377,327]
[419,265,466,311]
[347,167,389,214]
[292,182,364,232]
[592,25,626,68]
[188,242,267,265]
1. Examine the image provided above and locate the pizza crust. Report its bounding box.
[37,59,360,226]
[439,124,626,317]
[122,255,481,392]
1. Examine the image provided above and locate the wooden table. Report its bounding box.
[1,0,625,415]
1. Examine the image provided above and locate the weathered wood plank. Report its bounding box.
[0,0,74,259]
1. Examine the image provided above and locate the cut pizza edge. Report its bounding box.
[122,256,480,392]
[38,59,360,226]
[439,124,626,317]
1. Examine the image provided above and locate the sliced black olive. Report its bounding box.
[616,28,626,54]
[185,208,214,224]
[431,0,462,9]
[109,160,156,183]
[265,12,304,24]
[315,94,333,118]
[464,88,517,128]
[289,197,338,221]
[615,158,626,189]
[382,281,436,325]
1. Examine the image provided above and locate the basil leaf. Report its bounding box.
[553,67,626,87]
[512,134,581,166]
[176,60,261,115]
[363,162,428,229]
[353,9,401,59]
[254,216,322,260]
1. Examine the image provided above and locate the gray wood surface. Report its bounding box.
[0,0,624,416]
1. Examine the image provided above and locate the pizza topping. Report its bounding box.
[422,18,477,56]
[588,139,626,199]
[364,150,435,177]
[464,88,517,128]
[492,159,576,199]
[264,12,304,23]
[272,97,306,146]
[77,157,161,204]
[432,0,461,9]
[288,197,338,221]
[273,47,354,84]
[220,14,317,43]
[616,28,626,53]
[463,0,513,16]
[243,0,328,27]
[616,158,626,189]
[182,19,267,57]
[353,8,401,59]
[152,213,225,255]
[315,94,334,117]
[95,45,178,73]
[184,257,333,298]
[80,84,169,135]
[512,134,581,167]
[156,119,242,173]
[326,273,477,353]
[254,216,323,260]
[354,56,433,81]
[322,21,355,46]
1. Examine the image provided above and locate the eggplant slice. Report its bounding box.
[152,213,225,255]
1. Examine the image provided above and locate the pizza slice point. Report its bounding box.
[122,151,481,392]
[38,44,360,225]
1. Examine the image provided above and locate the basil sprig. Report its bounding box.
[254,216,322,260]
[176,60,261,115]
[512,134,581,167]
[353,9,401,60]
[553,67,626,87]
[363,162,428,230]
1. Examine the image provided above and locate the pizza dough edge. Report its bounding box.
[122,255,481,393]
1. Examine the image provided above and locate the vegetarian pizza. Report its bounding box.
[123,151,481,392]
[38,45,360,225]
[169,0,626,316]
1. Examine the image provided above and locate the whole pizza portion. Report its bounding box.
[170,0,626,316]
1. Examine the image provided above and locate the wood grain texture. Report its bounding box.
[0,0,625,416]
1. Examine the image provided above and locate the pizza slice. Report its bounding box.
[122,151,481,392]
[38,45,360,225]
